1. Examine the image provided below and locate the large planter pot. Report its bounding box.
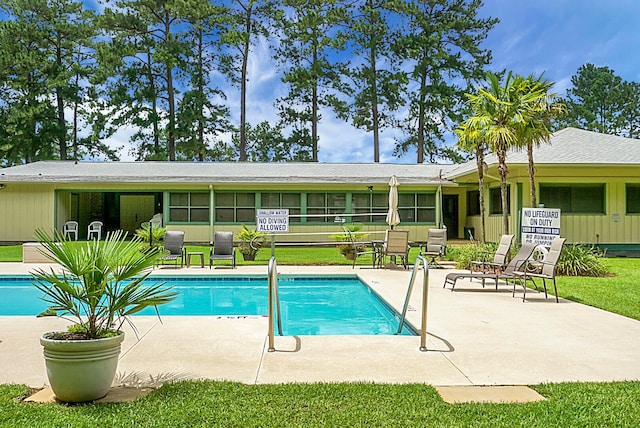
[241,252,256,261]
[40,332,124,403]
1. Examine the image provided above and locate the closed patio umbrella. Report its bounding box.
[386,175,400,229]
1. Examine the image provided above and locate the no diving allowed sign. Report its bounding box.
[256,209,289,233]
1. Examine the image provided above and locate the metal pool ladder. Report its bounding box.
[396,255,430,351]
[268,256,283,351]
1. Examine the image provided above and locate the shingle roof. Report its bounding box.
[446,127,640,178]
[0,161,458,185]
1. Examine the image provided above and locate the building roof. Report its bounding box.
[446,127,640,178]
[0,161,458,186]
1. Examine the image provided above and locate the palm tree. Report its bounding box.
[455,120,487,243]
[464,72,546,235]
[515,74,566,207]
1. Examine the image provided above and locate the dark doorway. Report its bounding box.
[442,195,459,239]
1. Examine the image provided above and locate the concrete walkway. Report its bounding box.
[1,262,639,389]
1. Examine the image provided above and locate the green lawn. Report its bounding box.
[1,381,639,427]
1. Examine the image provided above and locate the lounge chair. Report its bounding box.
[512,238,566,302]
[210,231,236,269]
[420,228,447,268]
[63,221,79,241]
[469,234,514,274]
[160,230,185,267]
[382,229,410,269]
[87,221,103,240]
[443,242,537,291]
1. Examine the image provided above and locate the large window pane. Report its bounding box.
[627,184,640,214]
[190,193,209,207]
[489,187,510,215]
[540,184,604,214]
[170,193,188,206]
[467,190,480,216]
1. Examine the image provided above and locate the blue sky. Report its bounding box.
[111,1,640,163]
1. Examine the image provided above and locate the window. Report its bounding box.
[540,184,605,214]
[352,193,387,223]
[489,186,510,215]
[467,190,480,216]
[307,193,346,222]
[215,192,256,223]
[398,193,436,223]
[261,193,301,222]
[627,185,640,214]
[169,192,209,223]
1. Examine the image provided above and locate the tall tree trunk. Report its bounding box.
[239,4,253,162]
[197,29,205,162]
[56,42,67,160]
[476,144,486,243]
[416,70,427,163]
[311,44,319,162]
[497,145,510,235]
[527,142,537,207]
[165,16,176,161]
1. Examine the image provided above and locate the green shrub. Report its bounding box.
[557,244,610,277]
[136,224,167,245]
[446,242,498,269]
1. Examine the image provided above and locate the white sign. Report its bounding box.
[521,207,561,247]
[256,209,289,233]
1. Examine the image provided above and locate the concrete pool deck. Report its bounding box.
[1,261,640,390]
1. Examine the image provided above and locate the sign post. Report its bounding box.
[521,207,561,247]
[256,209,289,257]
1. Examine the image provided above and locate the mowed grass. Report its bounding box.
[556,258,640,320]
[2,381,640,428]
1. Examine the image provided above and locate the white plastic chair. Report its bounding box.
[87,221,103,240]
[63,221,79,241]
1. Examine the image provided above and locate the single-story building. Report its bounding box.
[1,127,638,255]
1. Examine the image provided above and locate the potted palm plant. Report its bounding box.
[32,229,177,403]
[236,224,266,261]
[332,223,367,260]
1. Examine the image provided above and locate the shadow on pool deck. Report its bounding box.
[1,262,639,391]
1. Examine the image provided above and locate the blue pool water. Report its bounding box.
[0,275,416,336]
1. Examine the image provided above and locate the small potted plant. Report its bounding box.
[236,224,266,261]
[332,223,367,260]
[32,229,177,403]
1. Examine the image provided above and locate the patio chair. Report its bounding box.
[419,228,447,268]
[343,226,377,269]
[512,237,566,302]
[382,229,410,269]
[87,221,103,240]
[443,242,538,291]
[160,230,185,267]
[210,231,236,269]
[63,221,79,241]
[469,234,514,275]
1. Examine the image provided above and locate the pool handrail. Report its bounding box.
[267,256,283,351]
[396,255,430,351]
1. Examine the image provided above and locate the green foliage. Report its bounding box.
[557,244,610,277]
[560,63,640,138]
[390,0,497,163]
[236,224,266,257]
[31,229,177,339]
[331,223,367,256]
[135,224,167,243]
[445,242,497,270]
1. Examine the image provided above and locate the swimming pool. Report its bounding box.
[0,275,416,336]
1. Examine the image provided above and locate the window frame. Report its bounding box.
[489,186,510,215]
[168,192,210,224]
